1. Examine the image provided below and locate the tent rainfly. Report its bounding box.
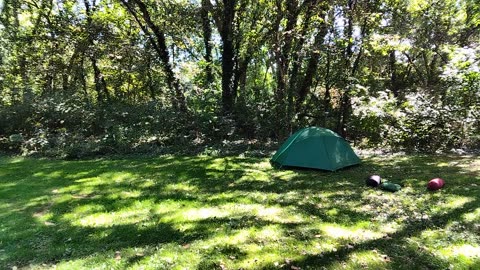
[271,127,361,171]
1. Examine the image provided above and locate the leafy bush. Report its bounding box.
[351,88,479,152]
[1,74,478,157]
[0,93,228,157]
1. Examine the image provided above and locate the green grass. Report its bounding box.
[0,154,479,269]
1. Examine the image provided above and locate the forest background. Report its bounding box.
[0,0,479,158]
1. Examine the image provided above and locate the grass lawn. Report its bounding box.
[0,153,479,269]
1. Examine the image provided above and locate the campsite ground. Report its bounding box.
[0,153,479,269]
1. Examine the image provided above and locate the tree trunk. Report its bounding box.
[123,0,187,111]
[220,0,236,114]
[337,0,355,138]
[201,0,214,85]
[287,0,315,125]
[295,18,328,113]
[322,45,332,127]
[273,0,299,135]
[10,0,32,103]
[84,0,109,102]
[389,50,399,98]
[90,56,109,102]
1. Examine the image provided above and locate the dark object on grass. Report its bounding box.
[379,182,401,192]
[427,178,445,191]
[366,175,382,187]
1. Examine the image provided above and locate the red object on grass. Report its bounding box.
[427,178,445,191]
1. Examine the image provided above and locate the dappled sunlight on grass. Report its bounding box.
[254,225,284,243]
[164,182,199,193]
[437,244,480,268]
[0,154,479,269]
[320,223,384,241]
[237,172,271,182]
[24,195,51,208]
[182,206,232,221]
[33,170,64,178]
[443,244,480,258]
[463,207,480,222]
[271,170,298,180]
[64,171,95,179]
[456,157,480,173]
[68,204,106,216]
[75,204,152,228]
[7,157,27,164]
[0,181,15,188]
[435,196,474,211]
[118,189,143,199]
[341,250,390,270]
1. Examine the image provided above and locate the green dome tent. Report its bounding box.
[271,127,360,171]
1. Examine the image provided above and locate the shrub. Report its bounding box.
[352,91,479,152]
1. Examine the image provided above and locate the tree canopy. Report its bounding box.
[0,0,479,156]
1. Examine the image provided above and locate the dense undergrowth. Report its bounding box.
[1,90,478,159]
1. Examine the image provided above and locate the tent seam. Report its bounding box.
[272,130,304,162]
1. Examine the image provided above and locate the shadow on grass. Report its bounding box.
[286,198,479,269]
[0,154,478,269]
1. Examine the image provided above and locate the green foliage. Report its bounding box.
[0,94,266,157]
[351,85,479,152]
[0,0,479,154]
[386,94,462,152]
